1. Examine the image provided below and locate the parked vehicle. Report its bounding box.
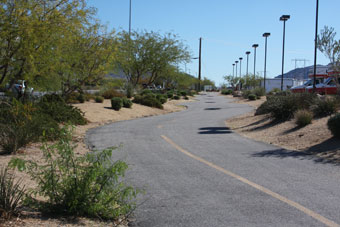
[290,79,322,93]
[306,77,340,95]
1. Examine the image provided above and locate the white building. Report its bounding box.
[261,78,304,92]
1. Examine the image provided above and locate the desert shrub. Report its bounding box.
[312,97,337,117]
[184,96,189,100]
[0,100,60,154]
[133,95,142,104]
[141,95,163,109]
[248,94,257,100]
[76,94,85,103]
[253,87,266,97]
[83,93,95,101]
[126,84,134,98]
[156,94,167,104]
[37,94,87,125]
[221,89,232,95]
[101,89,125,99]
[255,100,272,115]
[0,167,26,219]
[122,97,133,108]
[95,96,104,103]
[9,126,138,220]
[242,90,252,99]
[180,91,187,97]
[295,109,313,127]
[267,88,281,95]
[166,91,174,99]
[327,113,340,138]
[173,95,180,100]
[140,89,153,96]
[111,97,123,111]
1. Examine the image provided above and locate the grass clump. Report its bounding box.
[95,96,104,103]
[0,167,26,219]
[328,113,340,138]
[312,97,338,117]
[9,126,138,220]
[122,97,133,108]
[173,95,180,100]
[101,89,125,99]
[133,94,163,109]
[221,89,232,95]
[295,109,313,127]
[248,94,257,100]
[111,97,123,111]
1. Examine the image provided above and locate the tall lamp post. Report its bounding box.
[313,0,319,92]
[235,61,238,89]
[239,57,243,90]
[263,33,271,91]
[129,0,132,36]
[232,64,235,78]
[280,15,290,91]
[245,51,251,76]
[252,44,259,87]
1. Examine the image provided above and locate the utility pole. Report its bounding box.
[313,0,319,92]
[198,37,202,92]
[129,0,132,36]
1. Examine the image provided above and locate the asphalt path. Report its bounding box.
[86,92,340,227]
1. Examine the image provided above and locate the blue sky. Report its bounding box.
[88,0,340,85]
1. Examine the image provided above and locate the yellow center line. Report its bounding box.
[161,135,339,227]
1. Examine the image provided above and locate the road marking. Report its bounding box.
[161,135,339,227]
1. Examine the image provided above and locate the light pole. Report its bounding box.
[252,44,259,87]
[313,0,319,92]
[280,15,290,91]
[245,51,251,76]
[235,60,238,89]
[263,33,271,91]
[232,64,235,78]
[129,0,132,36]
[239,57,243,90]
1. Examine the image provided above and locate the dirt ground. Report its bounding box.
[225,95,340,164]
[0,98,193,227]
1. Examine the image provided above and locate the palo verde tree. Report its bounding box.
[115,30,191,87]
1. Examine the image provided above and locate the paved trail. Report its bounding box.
[86,93,340,227]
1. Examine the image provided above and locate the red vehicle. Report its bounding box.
[306,77,340,95]
[290,79,322,93]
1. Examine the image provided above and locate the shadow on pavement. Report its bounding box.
[199,127,232,134]
[204,108,221,110]
[251,137,340,165]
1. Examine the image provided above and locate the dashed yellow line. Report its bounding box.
[161,135,339,227]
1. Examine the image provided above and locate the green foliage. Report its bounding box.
[101,89,125,99]
[180,91,187,97]
[0,100,60,154]
[77,94,85,103]
[95,96,104,103]
[248,94,257,100]
[167,91,174,99]
[253,87,266,97]
[122,98,133,108]
[111,97,123,111]
[37,94,87,125]
[295,110,313,127]
[242,90,252,99]
[267,88,281,95]
[184,96,189,100]
[126,83,134,98]
[140,89,153,96]
[132,94,163,109]
[221,89,232,95]
[9,126,138,220]
[156,94,167,104]
[0,167,26,219]
[328,113,340,138]
[312,97,338,117]
[173,95,180,100]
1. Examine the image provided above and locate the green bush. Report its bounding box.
[0,100,60,154]
[242,90,252,99]
[0,167,26,219]
[101,89,125,99]
[84,93,95,101]
[156,94,167,104]
[126,84,133,98]
[295,109,313,127]
[166,91,174,99]
[221,89,232,95]
[248,94,257,100]
[37,94,87,125]
[312,97,337,117]
[9,126,138,220]
[173,95,180,100]
[122,97,133,108]
[253,87,266,97]
[184,96,189,100]
[111,97,123,111]
[95,96,104,103]
[140,89,153,96]
[328,113,340,138]
[77,94,85,103]
[133,95,142,104]
[180,91,187,97]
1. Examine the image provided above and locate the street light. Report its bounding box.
[239,57,243,90]
[313,0,319,92]
[263,33,271,91]
[245,51,251,76]
[129,0,132,36]
[232,63,235,78]
[235,61,239,89]
[252,44,259,86]
[280,14,290,91]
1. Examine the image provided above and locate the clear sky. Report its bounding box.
[87,0,340,86]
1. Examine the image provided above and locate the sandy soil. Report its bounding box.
[225,95,340,164]
[0,98,193,226]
